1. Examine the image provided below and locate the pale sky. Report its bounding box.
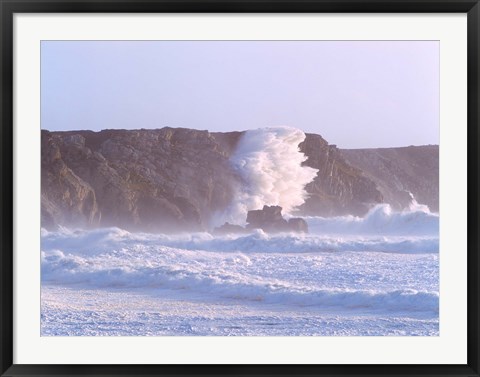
[41,41,439,149]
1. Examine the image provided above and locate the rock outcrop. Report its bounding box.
[214,205,309,234]
[287,217,309,233]
[247,205,309,233]
[246,205,289,232]
[298,134,384,217]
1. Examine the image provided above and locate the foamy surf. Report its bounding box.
[41,203,439,255]
[41,205,439,315]
[41,212,439,336]
[41,285,439,336]
[42,243,439,313]
[305,203,439,237]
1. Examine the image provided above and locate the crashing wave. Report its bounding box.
[217,127,318,225]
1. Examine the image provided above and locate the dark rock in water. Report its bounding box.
[246,205,306,233]
[288,218,309,233]
[246,205,289,232]
[213,205,309,234]
[212,222,249,235]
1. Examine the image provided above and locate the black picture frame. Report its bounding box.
[1,1,479,376]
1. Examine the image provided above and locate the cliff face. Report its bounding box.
[299,134,383,216]
[42,128,240,232]
[41,128,438,232]
[341,146,439,212]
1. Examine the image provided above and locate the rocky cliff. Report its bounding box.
[341,146,439,212]
[41,128,239,232]
[299,134,383,216]
[41,128,438,232]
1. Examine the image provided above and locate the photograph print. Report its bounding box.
[40,41,439,336]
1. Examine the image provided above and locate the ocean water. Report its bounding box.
[41,204,439,336]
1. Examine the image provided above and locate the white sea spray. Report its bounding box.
[218,127,318,225]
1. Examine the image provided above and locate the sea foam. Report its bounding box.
[41,238,438,313]
[41,201,439,255]
[306,203,439,237]
[41,205,439,318]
